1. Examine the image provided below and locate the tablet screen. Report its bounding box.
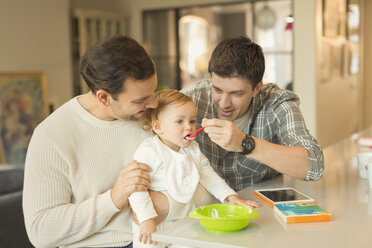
[257,188,311,202]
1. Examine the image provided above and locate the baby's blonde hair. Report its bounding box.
[142,89,194,131]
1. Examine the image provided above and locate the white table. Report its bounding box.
[153,130,372,247]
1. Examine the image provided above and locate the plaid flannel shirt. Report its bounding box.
[182,80,324,191]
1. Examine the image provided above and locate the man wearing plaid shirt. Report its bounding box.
[182,36,324,191]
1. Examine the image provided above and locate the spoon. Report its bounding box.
[185,127,205,140]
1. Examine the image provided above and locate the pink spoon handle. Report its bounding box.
[187,127,205,138]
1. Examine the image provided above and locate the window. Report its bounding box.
[143,0,293,90]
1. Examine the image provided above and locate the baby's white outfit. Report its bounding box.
[129,136,236,248]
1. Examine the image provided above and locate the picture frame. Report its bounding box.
[346,0,360,42]
[323,0,347,38]
[349,51,359,75]
[343,45,360,76]
[0,72,49,167]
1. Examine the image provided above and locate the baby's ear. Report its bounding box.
[152,120,162,135]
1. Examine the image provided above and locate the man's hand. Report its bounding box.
[111,160,152,209]
[226,195,261,209]
[202,118,246,152]
[139,219,157,245]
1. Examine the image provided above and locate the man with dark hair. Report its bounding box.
[22,36,175,248]
[80,36,156,101]
[182,36,324,191]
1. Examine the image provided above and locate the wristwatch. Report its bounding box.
[240,134,255,155]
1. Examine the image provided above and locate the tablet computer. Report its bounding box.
[253,187,315,208]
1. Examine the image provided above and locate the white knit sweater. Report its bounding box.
[23,97,155,248]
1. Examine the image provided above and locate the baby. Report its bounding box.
[129,89,260,248]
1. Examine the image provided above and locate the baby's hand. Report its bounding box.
[139,219,157,245]
[226,194,261,209]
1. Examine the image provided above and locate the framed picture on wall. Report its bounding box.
[323,0,347,37]
[0,72,49,167]
[343,45,360,76]
[349,51,360,75]
[346,0,360,42]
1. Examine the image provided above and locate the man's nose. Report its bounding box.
[145,94,158,109]
[219,94,231,108]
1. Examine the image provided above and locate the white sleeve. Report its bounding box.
[128,191,158,223]
[198,152,237,203]
[129,143,158,223]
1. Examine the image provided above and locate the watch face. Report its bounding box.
[246,139,254,149]
[242,135,255,155]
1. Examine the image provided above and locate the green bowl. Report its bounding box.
[189,204,260,233]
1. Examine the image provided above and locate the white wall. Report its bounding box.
[293,0,317,138]
[316,0,362,147]
[0,0,72,109]
[0,0,129,109]
[71,0,126,12]
[294,0,363,147]
[364,0,372,127]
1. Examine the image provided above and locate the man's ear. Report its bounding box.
[96,89,111,106]
[152,120,163,135]
[252,82,263,97]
